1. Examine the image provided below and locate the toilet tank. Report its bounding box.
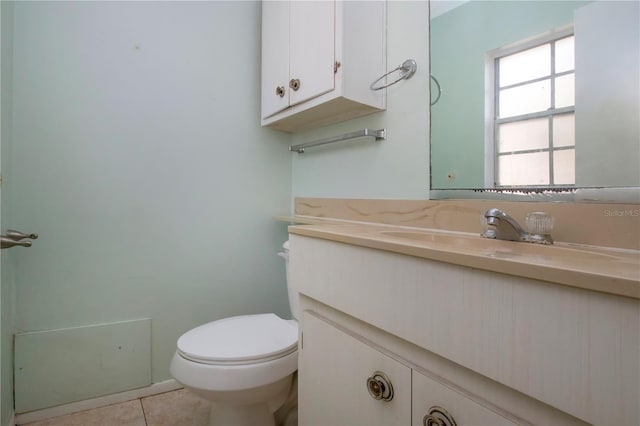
[279,240,299,320]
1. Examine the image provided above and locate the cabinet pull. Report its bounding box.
[275,86,286,98]
[422,406,457,426]
[366,371,394,401]
[289,78,301,91]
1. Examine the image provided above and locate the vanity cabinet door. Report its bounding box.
[412,370,518,426]
[299,311,411,426]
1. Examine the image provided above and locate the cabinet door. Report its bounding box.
[412,370,518,426]
[299,311,411,426]
[289,1,335,107]
[261,0,290,119]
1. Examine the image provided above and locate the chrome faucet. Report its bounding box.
[481,208,553,245]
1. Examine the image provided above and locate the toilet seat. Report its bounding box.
[177,313,298,365]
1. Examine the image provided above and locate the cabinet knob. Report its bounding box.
[289,78,301,91]
[275,86,285,98]
[366,371,394,401]
[422,406,457,426]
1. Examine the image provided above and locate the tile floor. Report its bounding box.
[21,389,211,426]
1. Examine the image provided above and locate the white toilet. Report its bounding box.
[170,241,298,426]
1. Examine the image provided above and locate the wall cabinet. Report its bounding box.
[261,1,386,133]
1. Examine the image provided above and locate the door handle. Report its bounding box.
[6,230,38,241]
[1,236,32,249]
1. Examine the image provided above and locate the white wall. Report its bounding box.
[7,0,428,411]
[10,0,291,401]
[291,1,430,200]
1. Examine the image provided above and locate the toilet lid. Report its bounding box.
[177,313,298,365]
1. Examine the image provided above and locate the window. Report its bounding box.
[490,34,575,187]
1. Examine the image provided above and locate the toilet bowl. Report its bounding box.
[170,242,298,426]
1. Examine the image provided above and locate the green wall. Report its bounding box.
[291,1,430,200]
[9,1,291,411]
[430,0,589,189]
[0,1,15,423]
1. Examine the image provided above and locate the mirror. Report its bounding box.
[429,0,639,201]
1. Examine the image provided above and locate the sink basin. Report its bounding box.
[382,231,492,251]
[381,230,626,263]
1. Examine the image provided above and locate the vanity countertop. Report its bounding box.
[284,217,640,299]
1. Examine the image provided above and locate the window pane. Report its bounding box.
[499,80,550,118]
[553,114,575,147]
[555,36,575,73]
[498,152,549,186]
[555,74,574,108]
[498,118,548,153]
[553,149,575,184]
[499,44,550,87]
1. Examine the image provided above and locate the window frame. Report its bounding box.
[484,26,575,188]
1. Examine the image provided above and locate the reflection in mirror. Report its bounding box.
[429,0,639,200]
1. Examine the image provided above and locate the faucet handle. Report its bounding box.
[525,212,555,235]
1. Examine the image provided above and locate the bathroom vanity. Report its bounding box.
[288,221,639,426]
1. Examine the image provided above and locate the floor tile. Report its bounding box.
[22,399,146,426]
[141,389,210,426]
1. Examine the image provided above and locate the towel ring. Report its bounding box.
[430,74,442,106]
[370,59,417,91]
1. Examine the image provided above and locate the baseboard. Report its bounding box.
[14,379,182,425]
